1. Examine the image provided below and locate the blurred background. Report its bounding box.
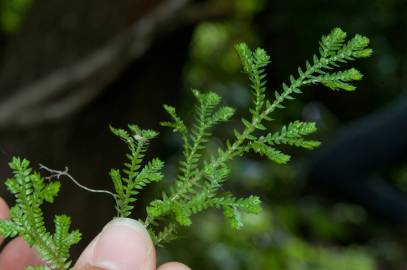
[0,0,407,269]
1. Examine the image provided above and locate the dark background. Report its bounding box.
[0,0,406,269]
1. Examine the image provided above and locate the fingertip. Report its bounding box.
[73,234,99,270]
[158,262,191,270]
[0,197,9,220]
[0,197,10,244]
[74,218,156,270]
[0,237,44,269]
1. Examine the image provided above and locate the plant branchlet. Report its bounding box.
[0,27,372,269]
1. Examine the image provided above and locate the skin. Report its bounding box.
[0,197,190,270]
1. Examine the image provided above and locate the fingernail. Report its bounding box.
[87,218,153,270]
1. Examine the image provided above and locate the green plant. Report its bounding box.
[0,158,81,270]
[0,27,371,269]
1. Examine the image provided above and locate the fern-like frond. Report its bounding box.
[1,27,372,256]
[265,121,321,150]
[160,105,187,134]
[0,157,80,270]
[149,223,178,247]
[250,141,291,164]
[110,125,163,218]
[144,27,371,245]
[319,27,347,58]
[314,68,363,91]
[235,43,270,116]
[216,194,261,229]
[151,90,235,223]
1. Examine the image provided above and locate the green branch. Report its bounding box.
[0,27,372,265]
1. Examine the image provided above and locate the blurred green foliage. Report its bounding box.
[0,0,33,33]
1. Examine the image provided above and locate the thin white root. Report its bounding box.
[39,164,118,204]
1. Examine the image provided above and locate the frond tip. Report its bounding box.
[317,68,363,91]
[235,42,270,115]
[319,27,347,57]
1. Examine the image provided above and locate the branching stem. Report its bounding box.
[39,164,118,204]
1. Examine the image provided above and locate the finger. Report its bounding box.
[0,197,10,245]
[74,218,156,270]
[0,237,44,270]
[158,262,191,270]
[0,197,9,219]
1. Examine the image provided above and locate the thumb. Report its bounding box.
[74,218,156,270]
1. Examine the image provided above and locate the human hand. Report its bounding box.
[0,197,190,270]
